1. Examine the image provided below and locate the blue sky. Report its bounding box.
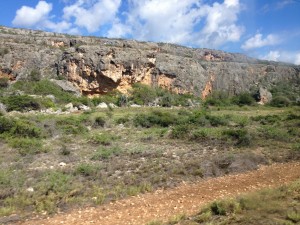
[0,0,300,64]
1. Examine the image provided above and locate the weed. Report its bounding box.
[91,146,122,160]
[1,95,41,112]
[171,124,190,139]
[75,164,99,176]
[89,133,119,146]
[8,138,46,155]
[223,128,252,147]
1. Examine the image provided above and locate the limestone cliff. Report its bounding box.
[0,26,299,98]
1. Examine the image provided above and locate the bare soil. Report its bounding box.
[18,162,300,225]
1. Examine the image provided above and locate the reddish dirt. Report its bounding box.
[20,162,300,225]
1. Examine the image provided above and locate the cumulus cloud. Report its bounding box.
[242,33,280,50]
[261,50,300,65]
[12,1,75,33]
[63,0,121,33]
[294,53,300,65]
[261,51,281,61]
[12,0,244,48]
[12,1,53,27]
[108,0,244,48]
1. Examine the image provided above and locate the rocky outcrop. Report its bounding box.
[0,26,299,98]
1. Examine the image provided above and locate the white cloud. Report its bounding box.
[261,51,281,61]
[12,0,244,48]
[12,1,53,27]
[261,50,300,65]
[108,0,244,48]
[242,33,280,50]
[63,0,121,33]
[294,53,300,65]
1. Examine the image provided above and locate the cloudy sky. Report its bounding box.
[0,0,300,64]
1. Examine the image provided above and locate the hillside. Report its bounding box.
[0,26,299,98]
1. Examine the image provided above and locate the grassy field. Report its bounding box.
[0,105,299,219]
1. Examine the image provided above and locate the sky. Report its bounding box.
[0,0,300,65]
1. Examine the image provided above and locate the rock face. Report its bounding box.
[0,26,299,98]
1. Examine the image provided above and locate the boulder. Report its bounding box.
[257,87,272,105]
[50,79,81,96]
[130,104,141,108]
[0,102,7,114]
[96,102,108,108]
[108,103,118,108]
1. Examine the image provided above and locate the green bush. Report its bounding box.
[91,146,122,160]
[1,95,40,112]
[89,133,119,146]
[270,96,291,107]
[204,91,231,106]
[231,92,256,106]
[205,115,229,127]
[8,138,46,155]
[0,77,9,88]
[28,69,41,81]
[171,124,190,139]
[223,128,252,146]
[130,83,157,105]
[93,116,106,127]
[75,163,98,176]
[0,117,41,138]
[134,111,177,128]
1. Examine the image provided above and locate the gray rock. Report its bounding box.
[64,103,73,110]
[108,103,118,108]
[46,94,56,102]
[50,79,81,96]
[96,102,108,108]
[130,104,141,107]
[0,102,7,114]
[257,87,272,105]
[78,104,90,111]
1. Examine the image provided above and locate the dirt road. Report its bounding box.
[20,162,300,225]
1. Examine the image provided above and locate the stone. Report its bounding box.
[65,103,73,110]
[96,102,108,108]
[0,102,7,114]
[256,87,272,105]
[78,104,91,111]
[130,104,141,107]
[26,187,34,192]
[46,94,56,102]
[50,79,81,96]
[59,162,67,167]
[108,103,118,108]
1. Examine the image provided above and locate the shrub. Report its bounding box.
[223,128,252,146]
[0,77,9,88]
[93,116,106,127]
[2,95,40,112]
[28,69,41,81]
[89,133,119,146]
[8,138,46,155]
[75,163,98,176]
[204,91,231,106]
[0,117,41,138]
[270,96,291,107]
[231,92,255,106]
[134,111,177,128]
[205,115,229,127]
[171,124,190,139]
[130,83,157,105]
[91,146,122,160]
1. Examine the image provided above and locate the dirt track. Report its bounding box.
[20,162,300,225]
